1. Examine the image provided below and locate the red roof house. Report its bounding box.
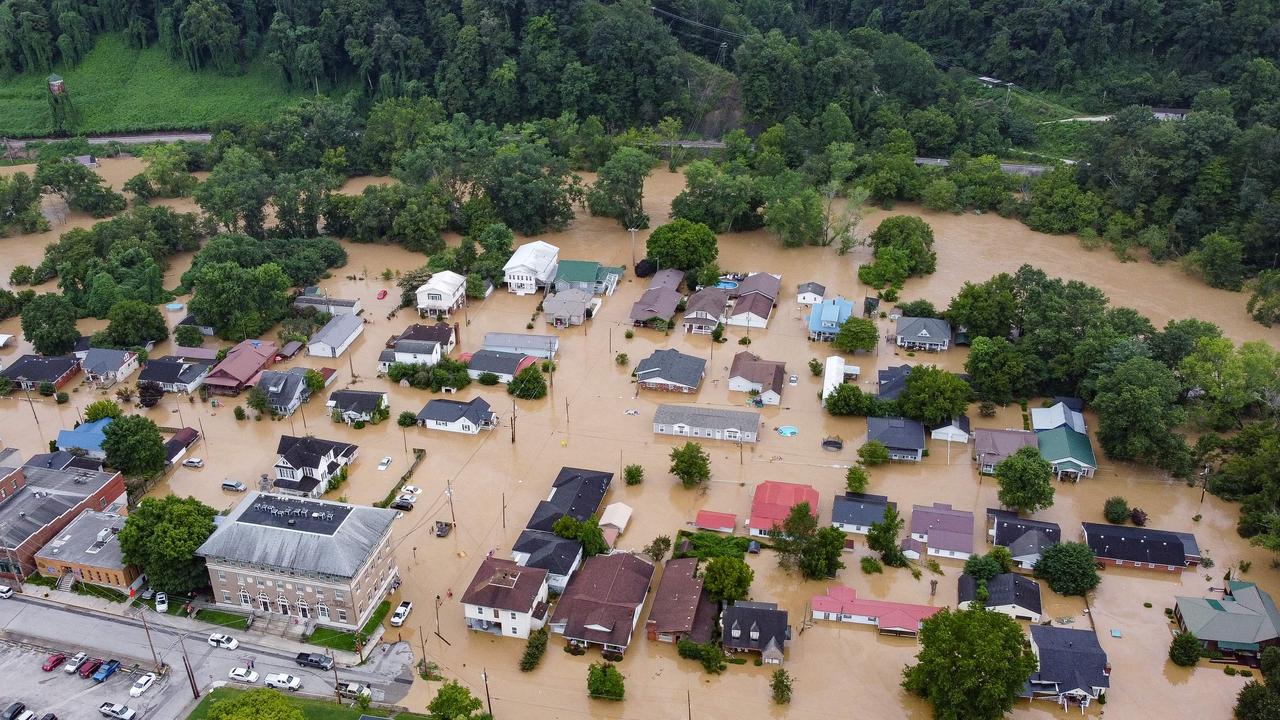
[748,481,818,537]
[811,585,941,637]
[203,339,277,395]
[694,510,736,534]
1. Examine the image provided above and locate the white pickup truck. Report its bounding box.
[98,703,136,720]
[265,673,302,691]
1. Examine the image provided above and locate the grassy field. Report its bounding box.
[304,600,391,652]
[0,34,314,137]
[187,688,390,720]
[194,607,251,630]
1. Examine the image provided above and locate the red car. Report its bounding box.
[377,289,388,300]
[41,653,66,672]
[79,658,102,678]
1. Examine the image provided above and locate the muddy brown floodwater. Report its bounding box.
[0,158,1276,719]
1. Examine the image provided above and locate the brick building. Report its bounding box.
[35,510,138,590]
[197,493,399,631]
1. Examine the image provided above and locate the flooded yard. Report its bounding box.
[0,158,1276,718]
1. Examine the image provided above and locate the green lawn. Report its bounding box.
[194,607,250,630]
[304,600,392,652]
[0,34,316,137]
[187,688,391,720]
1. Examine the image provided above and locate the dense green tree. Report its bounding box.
[703,556,753,602]
[1169,631,1202,667]
[946,274,1017,340]
[831,316,877,353]
[963,554,1003,583]
[646,219,718,274]
[669,441,711,489]
[508,365,548,400]
[100,299,169,348]
[427,680,488,720]
[587,662,624,701]
[552,515,608,557]
[1263,647,1280,688]
[868,216,937,276]
[769,502,844,580]
[867,504,906,567]
[1025,166,1101,234]
[902,608,1039,720]
[478,140,582,235]
[0,172,46,236]
[845,465,869,493]
[1093,356,1188,470]
[103,415,167,478]
[1104,496,1130,524]
[586,147,653,229]
[84,399,123,422]
[207,688,304,720]
[994,446,1055,514]
[187,261,291,340]
[174,325,204,347]
[20,293,79,356]
[670,161,758,233]
[119,495,217,593]
[1189,232,1245,290]
[964,336,1029,405]
[898,365,971,426]
[1034,542,1100,596]
[34,158,126,218]
[1149,318,1223,367]
[1235,681,1280,720]
[194,147,272,236]
[771,668,793,705]
[129,144,198,200]
[761,174,825,247]
[858,440,890,466]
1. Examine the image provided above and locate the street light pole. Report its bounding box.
[481,668,494,717]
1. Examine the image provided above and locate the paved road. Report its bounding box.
[0,597,413,720]
[914,156,1053,176]
[5,132,212,149]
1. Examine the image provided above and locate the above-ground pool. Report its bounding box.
[777,426,798,437]
[164,302,185,312]
[716,279,739,289]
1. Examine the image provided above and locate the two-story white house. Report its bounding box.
[272,435,359,499]
[415,271,467,318]
[377,340,442,373]
[461,557,550,640]
[502,240,559,295]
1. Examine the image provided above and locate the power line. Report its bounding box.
[649,6,747,40]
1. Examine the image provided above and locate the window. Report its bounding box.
[338,609,348,622]
[750,629,759,640]
[239,591,251,606]
[510,612,517,619]
[217,571,226,582]
[335,591,344,603]
[731,627,741,639]
[221,591,231,602]
[493,608,499,618]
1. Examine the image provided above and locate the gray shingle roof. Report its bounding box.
[524,467,612,532]
[197,492,395,578]
[635,349,706,389]
[958,573,1042,615]
[392,339,439,355]
[276,435,357,473]
[831,492,892,527]
[328,390,385,415]
[1,355,78,384]
[82,348,133,376]
[257,369,306,408]
[986,510,1061,557]
[513,529,582,575]
[309,314,364,349]
[652,404,760,431]
[896,316,952,344]
[466,350,529,376]
[866,416,926,451]
[876,365,911,400]
[1028,626,1109,696]
[797,282,825,295]
[722,601,789,655]
[139,358,209,385]
[416,397,493,425]
[483,333,559,355]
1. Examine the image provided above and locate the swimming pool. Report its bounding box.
[716,280,739,290]
[777,426,798,437]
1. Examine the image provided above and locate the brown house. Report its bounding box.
[203,339,278,395]
[35,510,138,590]
[549,553,655,655]
[973,428,1038,474]
[0,449,127,581]
[645,557,717,643]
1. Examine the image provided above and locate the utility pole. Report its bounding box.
[481,668,494,717]
[197,417,208,452]
[179,634,200,699]
[509,400,516,444]
[299,400,308,429]
[417,625,430,692]
[138,604,161,670]
[501,493,507,529]
[628,228,638,267]
[445,478,456,526]
[433,594,450,645]
[331,657,341,702]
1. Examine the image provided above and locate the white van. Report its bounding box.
[0,585,13,599]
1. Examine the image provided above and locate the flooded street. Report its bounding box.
[0,159,1276,718]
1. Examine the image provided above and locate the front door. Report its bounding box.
[259,594,271,612]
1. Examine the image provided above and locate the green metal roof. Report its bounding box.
[1036,427,1097,468]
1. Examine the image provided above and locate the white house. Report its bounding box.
[727,351,785,406]
[272,435,358,499]
[821,356,860,401]
[796,282,825,305]
[138,358,210,394]
[503,240,559,295]
[307,314,364,358]
[326,390,389,425]
[958,574,1042,622]
[415,397,497,435]
[81,348,139,387]
[462,350,535,383]
[512,530,583,593]
[930,415,971,444]
[293,295,361,316]
[415,271,467,318]
[462,557,550,640]
[378,340,442,373]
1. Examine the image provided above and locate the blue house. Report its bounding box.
[56,417,112,460]
[808,297,854,341]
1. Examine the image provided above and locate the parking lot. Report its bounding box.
[0,642,161,720]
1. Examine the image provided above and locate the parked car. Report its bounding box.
[0,585,13,598]
[389,499,413,511]
[38,713,58,720]
[390,600,412,627]
[97,704,135,720]
[42,652,67,671]
[228,668,259,684]
[129,673,157,697]
[2,703,26,720]
[13,711,33,720]
[335,682,372,700]
[63,652,87,674]
[207,633,239,650]
[182,458,203,468]
[378,456,393,470]
[294,653,333,670]
[154,593,168,613]
[221,480,247,492]
[434,521,453,538]
[788,374,798,386]
[79,658,103,678]
[395,494,417,505]
[92,659,121,683]
[402,485,422,495]
[265,673,301,691]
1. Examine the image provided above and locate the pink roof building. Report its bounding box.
[695,510,737,533]
[811,585,941,637]
[748,481,819,537]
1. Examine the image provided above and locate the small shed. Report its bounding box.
[694,510,736,534]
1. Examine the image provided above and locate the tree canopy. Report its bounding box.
[646,219,718,275]
[119,495,217,593]
[669,441,711,489]
[102,415,167,479]
[702,556,753,602]
[1034,542,1101,596]
[994,446,1055,514]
